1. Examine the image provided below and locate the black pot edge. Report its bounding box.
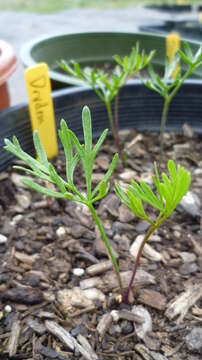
[139,24,202,42]
[1,79,202,172]
[145,4,192,12]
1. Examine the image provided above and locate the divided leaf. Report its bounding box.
[144,43,202,101]
[115,160,191,224]
[4,106,117,208]
[22,178,68,199]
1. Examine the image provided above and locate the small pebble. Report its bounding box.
[11,173,26,188]
[72,268,84,277]
[10,214,23,226]
[120,320,134,335]
[56,226,66,238]
[4,305,12,313]
[132,305,152,340]
[0,234,8,244]
[179,252,196,263]
[173,230,181,239]
[179,191,201,217]
[15,193,31,209]
[179,262,198,275]
[71,224,86,238]
[83,288,105,302]
[185,327,202,353]
[119,169,136,182]
[136,221,150,233]
[119,204,134,223]
[109,324,121,335]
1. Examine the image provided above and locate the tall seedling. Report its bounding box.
[144,43,202,159]
[115,160,191,303]
[59,44,155,160]
[4,106,122,290]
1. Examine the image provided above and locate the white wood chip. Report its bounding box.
[45,320,97,360]
[165,283,202,323]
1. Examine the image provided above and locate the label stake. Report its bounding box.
[25,63,58,159]
[166,33,181,79]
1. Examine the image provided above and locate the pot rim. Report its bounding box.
[0,40,17,86]
[20,31,202,86]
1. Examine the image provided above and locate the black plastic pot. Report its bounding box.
[145,4,192,13]
[1,80,202,172]
[21,32,202,88]
[140,21,202,42]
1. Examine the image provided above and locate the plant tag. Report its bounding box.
[166,33,181,79]
[25,63,58,159]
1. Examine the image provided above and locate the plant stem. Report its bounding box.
[169,66,194,103]
[124,223,158,304]
[114,91,120,145]
[159,66,194,161]
[159,98,170,161]
[88,202,122,291]
[105,101,122,158]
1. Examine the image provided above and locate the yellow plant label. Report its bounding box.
[166,33,181,79]
[199,11,202,23]
[25,63,58,159]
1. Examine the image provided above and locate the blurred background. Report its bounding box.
[1,0,201,107]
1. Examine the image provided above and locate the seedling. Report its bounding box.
[115,160,191,303]
[4,106,122,290]
[59,44,155,159]
[144,43,202,158]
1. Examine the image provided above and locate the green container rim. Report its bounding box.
[21,31,202,87]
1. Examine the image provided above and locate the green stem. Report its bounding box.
[106,101,115,135]
[114,91,120,143]
[124,221,161,304]
[105,101,121,158]
[88,202,122,291]
[159,98,170,161]
[160,66,194,161]
[169,66,194,103]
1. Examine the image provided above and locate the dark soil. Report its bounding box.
[0,128,202,359]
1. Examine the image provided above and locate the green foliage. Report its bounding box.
[4,106,117,204]
[59,44,155,157]
[115,159,191,302]
[144,43,202,156]
[114,43,155,78]
[115,160,191,224]
[60,43,154,105]
[60,60,124,104]
[4,106,122,289]
[145,43,202,99]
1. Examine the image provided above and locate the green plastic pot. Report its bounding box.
[21,32,202,89]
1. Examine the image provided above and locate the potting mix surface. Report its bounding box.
[0,128,202,359]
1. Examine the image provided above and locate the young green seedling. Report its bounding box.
[144,43,202,158]
[115,160,191,303]
[4,106,122,291]
[59,44,155,159]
